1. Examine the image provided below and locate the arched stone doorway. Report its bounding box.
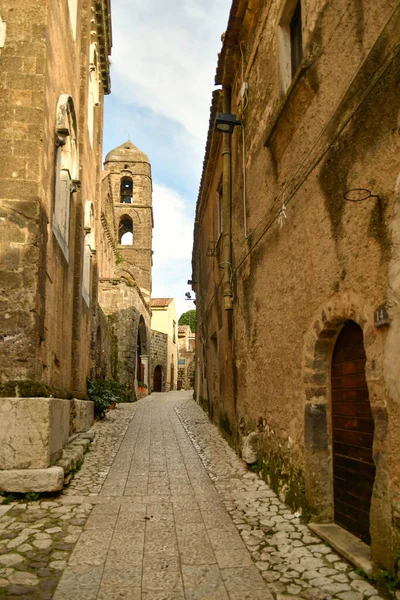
[153,365,162,392]
[302,293,391,565]
[331,320,375,543]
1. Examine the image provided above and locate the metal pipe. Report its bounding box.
[222,88,233,310]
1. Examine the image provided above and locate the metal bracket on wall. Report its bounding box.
[206,241,218,257]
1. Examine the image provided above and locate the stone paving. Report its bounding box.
[0,392,386,599]
[175,398,385,600]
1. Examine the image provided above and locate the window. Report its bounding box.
[278,0,303,94]
[173,320,176,343]
[290,1,303,78]
[119,215,133,245]
[82,201,95,306]
[120,177,133,203]
[53,94,78,261]
[88,44,100,147]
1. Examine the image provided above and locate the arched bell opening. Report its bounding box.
[119,215,133,245]
[120,176,133,204]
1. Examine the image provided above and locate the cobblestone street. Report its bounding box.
[0,392,385,600]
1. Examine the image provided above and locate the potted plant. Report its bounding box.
[137,381,148,394]
[87,378,131,418]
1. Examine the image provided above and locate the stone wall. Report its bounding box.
[150,330,168,392]
[98,278,151,394]
[0,0,110,485]
[0,0,111,395]
[193,0,400,572]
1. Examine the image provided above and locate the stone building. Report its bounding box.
[177,325,196,390]
[150,299,178,392]
[98,141,153,397]
[0,0,112,490]
[193,0,400,573]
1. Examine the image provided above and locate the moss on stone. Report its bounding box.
[0,380,49,398]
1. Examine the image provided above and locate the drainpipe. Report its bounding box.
[222,87,233,310]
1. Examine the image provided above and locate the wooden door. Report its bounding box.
[331,320,375,544]
[153,366,162,392]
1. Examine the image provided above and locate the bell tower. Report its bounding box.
[104,140,153,302]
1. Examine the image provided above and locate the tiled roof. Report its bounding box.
[150,298,174,308]
[178,325,190,334]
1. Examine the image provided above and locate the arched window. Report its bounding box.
[120,177,133,204]
[53,94,78,261]
[82,201,95,306]
[119,215,133,245]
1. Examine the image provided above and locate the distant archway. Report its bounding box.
[153,365,162,392]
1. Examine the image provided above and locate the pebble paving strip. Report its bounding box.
[175,398,385,600]
[0,404,137,599]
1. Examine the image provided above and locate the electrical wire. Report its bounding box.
[232,46,400,279]
[241,4,400,248]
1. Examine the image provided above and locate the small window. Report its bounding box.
[119,215,133,245]
[120,177,133,203]
[82,201,95,306]
[53,95,78,261]
[290,1,303,78]
[173,320,176,343]
[278,0,304,94]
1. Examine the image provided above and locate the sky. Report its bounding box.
[103,0,232,317]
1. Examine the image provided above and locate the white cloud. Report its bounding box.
[152,183,193,269]
[110,0,231,141]
[106,0,232,315]
[151,183,194,316]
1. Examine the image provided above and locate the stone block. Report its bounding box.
[71,399,94,433]
[0,398,70,469]
[50,398,70,464]
[0,467,64,493]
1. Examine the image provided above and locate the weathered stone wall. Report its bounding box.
[0,0,110,395]
[150,330,168,392]
[98,278,151,394]
[194,0,400,572]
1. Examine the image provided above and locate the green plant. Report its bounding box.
[25,492,40,502]
[355,568,366,578]
[376,570,399,594]
[178,309,196,332]
[137,382,147,388]
[0,493,17,505]
[87,378,131,418]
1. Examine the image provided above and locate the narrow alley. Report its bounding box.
[0,393,384,600]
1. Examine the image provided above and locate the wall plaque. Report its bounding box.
[374,305,390,328]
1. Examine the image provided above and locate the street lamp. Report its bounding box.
[215,112,242,134]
